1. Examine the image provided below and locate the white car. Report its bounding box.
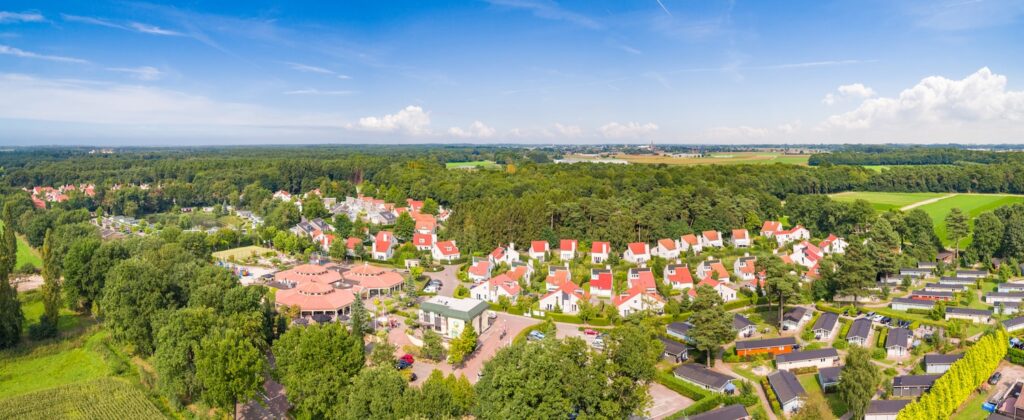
[591,338,604,349]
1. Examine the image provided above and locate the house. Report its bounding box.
[918,261,938,270]
[775,225,810,246]
[892,374,940,397]
[939,276,975,286]
[985,292,1024,305]
[998,282,1024,293]
[667,322,693,342]
[418,296,491,339]
[653,238,681,259]
[924,283,967,293]
[273,190,293,202]
[811,312,840,340]
[996,302,1022,316]
[733,255,757,282]
[818,234,848,254]
[782,307,812,331]
[665,263,694,290]
[865,400,911,420]
[846,318,873,346]
[776,348,840,371]
[701,230,724,248]
[614,270,664,316]
[761,220,783,237]
[680,234,702,254]
[590,241,611,264]
[590,269,614,298]
[688,404,750,420]
[688,277,738,303]
[789,241,823,269]
[731,229,751,248]
[673,364,736,394]
[273,264,354,319]
[945,307,992,324]
[539,280,588,314]
[467,259,492,282]
[470,274,521,303]
[900,267,934,279]
[659,337,689,363]
[886,328,911,358]
[507,263,533,284]
[767,370,806,413]
[818,366,842,390]
[372,231,395,260]
[432,240,461,263]
[558,239,578,261]
[545,269,571,291]
[1002,316,1024,333]
[924,353,963,374]
[909,290,954,301]
[529,241,549,261]
[623,242,651,264]
[890,297,935,311]
[345,237,363,257]
[412,233,435,251]
[696,258,730,281]
[733,314,756,338]
[489,243,520,265]
[735,337,797,357]
[956,269,988,279]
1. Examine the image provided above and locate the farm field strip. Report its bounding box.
[829,191,946,211]
[603,152,810,166]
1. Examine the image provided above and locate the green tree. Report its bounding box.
[35,229,61,338]
[408,370,476,419]
[0,205,23,349]
[448,322,478,365]
[101,259,183,355]
[868,217,901,276]
[838,346,880,419]
[1,204,17,275]
[688,285,735,367]
[273,322,365,418]
[154,307,219,406]
[349,297,369,337]
[394,212,415,240]
[421,198,439,216]
[421,329,445,361]
[834,241,877,307]
[369,339,397,367]
[970,212,1003,263]
[302,196,329,220]
[759,255,801,326]
[1002,212,1024,261]
[792,391,834,420]
[195,328,267,417]
[945,208,969,265]
[333,214,353,237]
[345,366,408,419]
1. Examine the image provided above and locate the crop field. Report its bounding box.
[212,245,276,261]
[610,152,809,166]
[0,220,41,269]
[829,191,946,211]
[445,160,502,169]
[0,378,163,419]
[0,329,111,398]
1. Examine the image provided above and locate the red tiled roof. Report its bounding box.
[546,270,570,287]
[276,264,343,284]
[627,242,648,256]
[688,277,724,298]
[732,229,749,240]
[374,231,393,253]
[542,280,588,301]
[346,263,404,290]
[490,246,505,260]
[632,270,657,290]
[702,230,720,241]
[739,259,756,274]
[591,241,610,255]
[531,241,549,253]
[507,265,529,281]
[779,225,807,236]
[762,220,782,233]
[666,265,693,285]
[485,273,521,296]
[412,233,434,247]
[435,240,459,256]
[346,237,362,250]
[681,234,699,245]
[658,238,677,251]
[559,239,577,252]
[468,260,490,277]
[590,271,613,291]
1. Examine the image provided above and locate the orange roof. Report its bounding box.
[485,273,521,296]
[665,265,693,285]
[762,220,782,233]
[681,234,699,245]
[658,238,677,250]
[591,241,610,254]
[546,270,570,287]
[507,265,529,281]
[345,263,404,290]
[627,242,648,255]
[531,241,549,253]
[275,264,343,285]
[490,246,505,260]
[276,286,355,312]
[702,230,720,241]
[435,240,459,256]
[732,229,748,240]
[468,260,490,277]
[542,279,587,301]
[346,237,362,249]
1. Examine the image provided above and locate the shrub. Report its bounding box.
[790,366,818,375]
[872,348,887,360]
[1008,347,1024,366]
[833,340,848,350]
[655,370,710,401]
[760,378,782,414]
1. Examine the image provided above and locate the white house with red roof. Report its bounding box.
[734,255,757,282]
[470,273,521,303]
[489,243,520,265]
[529,241,550,261]
[623,242,651,264]
[628,268,657,291]
[653,238,681,259]
[701,230,724,248]
[467,259,492,282]
[696,258,730,281]
[545,269,571,292]
[273,190,293,202]
[412,212,437,234]
[614,271,664,316]
[775,225,811,247]
[688,277,738,302]
[731,229,751,248]
[761,220,783,237]
[664,263,694,290]
[590,268,614,297]
[432,240,461,263]
[411,233,436,252]
[590,241,611,264]
[345,237,363,257]
[819,234,848,254]
[506,263,534,284]
[406,199,424,213]
[372,231,395,260]
[680,234,702,254]
[789,241,823,269]
[539,281,588,314]
[558,239,578,261]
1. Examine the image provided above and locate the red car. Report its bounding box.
[400,354,415,364]
[584,329,598,336]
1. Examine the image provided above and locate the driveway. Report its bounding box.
[425,264,461,297]
[649,382,693,419]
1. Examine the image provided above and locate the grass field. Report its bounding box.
[211,245,276,261]
[20,291,82,332]
[830,191,946,211]
[862,165,891,172]
[916,194,1024,247]
[0,378,163,419]
[445,160,501,169]
[0,220,41,269]
[607,152,809,166]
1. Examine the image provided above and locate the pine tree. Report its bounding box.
[349,297,369,337]
[0,203,22,348]
[945,208,969,266]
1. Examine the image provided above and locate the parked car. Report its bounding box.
[872,315,884,322]
[591,338,604,349]
[584,328,597,335]
[527,331,546,341]
[396,359,413,370]
[399,354,415,364]
[989,372,1003,385]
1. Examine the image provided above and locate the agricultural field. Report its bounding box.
[0,220,41,269]
[610,152,809,166]
[862,165,891,172]
[212,245,276,262]
[0,378,163,419]
[445,160,502,169]
[829,191,946,211]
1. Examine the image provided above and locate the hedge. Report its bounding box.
[790,366,819,375]
[1008,347,1024,366]
[666,390,760,419]
[897,329,1008,419]
[655,369,712,401]
[760,377,782,415]
[877,327,888,348]
[837,317,852,339]
[723,298,752,311]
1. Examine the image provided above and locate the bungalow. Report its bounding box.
[590,269,614,298]
[558,239,578,261]
[924,353,963,374]
[892,374,940,398]
[667,322,693,342]
[818,366,842,390]
[539,280,588,314]
[865,400,911,420]
[507,263,534,284]
[735,337,797,357]
[945,307,992,324]
[680,234,702,254]
[701,230,724,248]
[733,314,757,338]
[489,243,520,265]
[659,337,689,363]
[890,297,935,311]
[696,258,730,281]
[761,220,783,237]
[775,348,840,371]
[811,312,840,341]
[918,261,938,270]
[688,277,738,303]
[846,318,873,346]
[470,274,521,303]
[412,233,436,251]
[924,283,967,293]
[782,307,812,331]
[623,242,651,264]
[985,292,1024,305]
[939,276,975,286]
[688,404,750,420]
[665,264,694,290]
[909,290,954,301]
[1002,316,1024,333]
[956,269,988,279]
[467,259,492,282]
[653,238,681,260]
[673,364,736,394]
[900,267,934,279]
[590,241,611,264]
[419,296,491,339]
[998,282,1024,293]
[767,370,806,413]
[878,274,904,286]
[886,328,911,358]
[995,302,1022,316]
[733,255,757,282]
[529,241,550,261]
[613,285,664,317]
[775,225,811,246]
[372,231,396,260]
[432,240,461,263]
[819,234,848,254]
[731,229,751,248]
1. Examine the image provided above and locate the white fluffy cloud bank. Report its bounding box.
[822,83,876,105]
[448,121,496,138]
[348,106,432,135]
[599,121,658,139]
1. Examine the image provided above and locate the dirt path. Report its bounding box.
[900,194,956,211]
[711,360,778,420]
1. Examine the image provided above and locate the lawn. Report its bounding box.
[0,220,41,269]
[445,160,501,169]
[612,152,809,166]
[211,245,276,262]
[0,331,112,398]
[863,165,891,172]
[828,191,946,211]
[916,194,1024,247]
[950,389,993,420]
[797,373,848,417]
[20,291,82,332]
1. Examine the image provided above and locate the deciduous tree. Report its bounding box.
[195,328,267,417]
[838,346,880,419]
[688,285,734,367]
[273,322,365,418]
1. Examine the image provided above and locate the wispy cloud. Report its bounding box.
[486,0,601,29]
[107,66,164,81]
[283,89,354,96]
[0,44,88,64]
[654,0,673,17]
[0,11,45,23]
[129,22,183,36]
[61,14,124,29]
[61,14,184,37]
[285,62,352,80]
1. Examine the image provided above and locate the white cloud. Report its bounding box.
[486,0,601,29]
[286,62,333,74]
[128,22,183,36]
[448,121,496,138]
[553,123,582,137]
[0,11,44,23]
[0,44,88,64]
[348,106,431,135]
[283,89,354,96]
[62,14,184,37]
[61,14,124,29]
[822,67,1024,130]
[107,66,164,81]
[702,121,802,141]
[599,121,659,138]
[823,83,876,105]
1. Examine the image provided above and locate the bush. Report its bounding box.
[872,348,887,360]
[760,378,782,414]
[655,369,711,401]
[1008,347,1024,365]
[790,366,818,375]
[723,299,752,311]
[833,340,848,350]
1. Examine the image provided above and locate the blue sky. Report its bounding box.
[0,0,1022,145]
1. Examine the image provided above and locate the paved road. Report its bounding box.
[649,382,693,419]
[425,264,461,297]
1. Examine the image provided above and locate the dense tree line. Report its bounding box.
[808,146,1024,166]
